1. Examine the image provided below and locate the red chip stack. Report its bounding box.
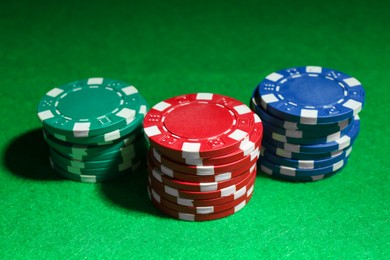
[143,93,263,221]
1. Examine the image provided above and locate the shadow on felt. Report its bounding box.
[2,128,160,214]
[2,128,61,180]
[99,165,163,216]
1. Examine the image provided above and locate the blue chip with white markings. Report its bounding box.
[262,118,355,145]
[265,115,360,154]
[258,155,348,177]
[261,146,352,169]
[250,66,364,182]
[261,139,351,160]
[259,162,340,182]
[251,93,354,132]
[257,66,365,124]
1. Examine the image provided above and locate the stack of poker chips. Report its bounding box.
[250,66,365,182]
[143,93,263,221]
[37,78,148,183]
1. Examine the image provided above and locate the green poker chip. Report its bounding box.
[49,145,146,169]
[51,154,144,175]
[38,78,142,138]
[43,127,144,158]
[38,78,149,183]
[43,95,148,145]
[49,135,148,161]
[50,159,142,183]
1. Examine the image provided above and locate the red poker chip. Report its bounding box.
[148,152,257,183]
[147,167,256,200]
[150,115,264,165]
[147,162,255,192]
[149,184,253,215]
[143,93,260,159]
[151,147,259,176]
[148,187,253,221]
[144,93,263,220]
[148,175,255,207]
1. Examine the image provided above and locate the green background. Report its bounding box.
[1,0,389,258]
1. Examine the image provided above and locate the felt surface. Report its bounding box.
[1,0,389,258]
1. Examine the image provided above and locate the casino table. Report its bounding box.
[1,0,389,258]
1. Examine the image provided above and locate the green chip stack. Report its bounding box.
[37,78,148,183]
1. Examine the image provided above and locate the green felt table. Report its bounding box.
[1,0,389,258]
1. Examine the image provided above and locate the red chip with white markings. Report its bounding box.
[149,185,253,215]
[148,187,253,221]
[148,169,256,207]
[150,113,264,165]
[148,162,255,192]
[148,151,257,183]
[144,93,262,221]
[143,93,258,159]
[151,147,259,176]
[148,167,256,200]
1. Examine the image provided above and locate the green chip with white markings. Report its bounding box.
[50,158,142,183]
[43,94,148,145]
[50,148,145,172]
[43,129,145,159]
[38,78,142,138]
[38,77,149,183]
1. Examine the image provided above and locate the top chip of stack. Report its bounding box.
[143,93,263,221]
[37,78,148,183]
[251,66,365,182]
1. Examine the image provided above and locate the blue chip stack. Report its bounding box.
[250,66,365,182]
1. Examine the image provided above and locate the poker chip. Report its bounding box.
[148,165,256,200]
[260,155,347,177]
[262,123,354,145]
[251,66,365,182]
[151,147,260,175]
[261,165,339,182]
[50,158,141,183]
[49,147,144,169]
[261,146,352,169]
[160,119,264,166]
[149,184,253,215]
[37,78,149,182]
[148,187,252,221]
[144,93,263,221]
[257,66,365,124]
[149,171,255,207]
[38,78,141,137]
[251,94,354,131]
[148,164,254,192]
[43,128,144,159]
[261,117,354,140]
[265,116,360,154]
[149,153,257,183]
[143,93,261,159]
[44,95,148,145]
[44,131,147,161]
[149,164,256,196]
[262,140,351,160]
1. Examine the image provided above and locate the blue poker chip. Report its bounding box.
[261,114,353,139]
[262,139,351,160]
[258,155,348,177]
[253,98,355,137]
[257,66,365,124]
[260,164,340,182]
[262,119,354,145]
[263,115,360,154]
[250,89,353,131]
[261,146,352,169]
